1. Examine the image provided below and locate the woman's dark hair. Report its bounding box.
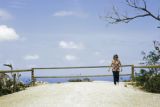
[113,54,118,59]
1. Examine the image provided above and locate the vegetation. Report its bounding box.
[135,41,160,93]
[68,78,92,82]
[0,73,28,96]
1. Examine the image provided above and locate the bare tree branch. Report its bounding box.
[142,0,147,9]
[105,0,160,27]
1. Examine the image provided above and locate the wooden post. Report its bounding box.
[31,68,35,86]
[13,74,16,92]
[131,65,135,82]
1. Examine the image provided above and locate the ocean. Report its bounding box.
[20,76,131,84]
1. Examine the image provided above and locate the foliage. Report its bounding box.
[135,69,148,86]
[68,79,82,82]
[135,70,160,93]
[0,79,12,96]
[0,73,27,96]
[83,78,92,82]
[135,41,160,93]
[144,74,160,93]
[68,78,91,82]
[141,41,160,74]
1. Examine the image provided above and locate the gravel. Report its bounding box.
[0,81,160,107]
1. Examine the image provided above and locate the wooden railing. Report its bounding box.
[0,65,160,86]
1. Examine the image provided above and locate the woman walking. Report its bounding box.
[110,54,122,85]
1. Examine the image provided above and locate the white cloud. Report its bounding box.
[0,25,19,41]
[0,9,12,20]
[24,54,39,60]
[53,10,88,18]
[65,55,78,61]
[59,41,84,49]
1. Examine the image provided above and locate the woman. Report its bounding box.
[110,54,122,85]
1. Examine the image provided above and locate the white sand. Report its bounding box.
[0,81,160,107]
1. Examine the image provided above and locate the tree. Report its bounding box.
[135,41,160,93]
[142,41,160,74]
[104,0,160,28]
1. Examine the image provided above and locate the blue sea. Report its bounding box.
[20,76,131,84]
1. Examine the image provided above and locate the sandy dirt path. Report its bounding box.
[0,81,160,107]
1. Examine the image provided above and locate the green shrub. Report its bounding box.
[135,69,150,86]
[0,79,27,96]
[82,78,91,82]
[135,69,160,93]
[68,78,82,82]
[68,78,92,82]
[144,74,160,93]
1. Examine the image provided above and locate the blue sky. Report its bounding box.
[0,0,159,74]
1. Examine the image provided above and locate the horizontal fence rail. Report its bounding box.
[33,65,132,70]
[0,69,32,73]
[34,74,131,79]
[134,65,160,68]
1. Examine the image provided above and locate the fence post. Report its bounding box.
[13,74,16,92]
[31,68,35,86]
[131,65,135,82]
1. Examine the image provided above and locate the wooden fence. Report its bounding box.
[0,65,160,86]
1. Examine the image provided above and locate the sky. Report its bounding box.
[0,0,159,76]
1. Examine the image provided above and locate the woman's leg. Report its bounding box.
[115,71,119,83]
[112,71,116,85]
